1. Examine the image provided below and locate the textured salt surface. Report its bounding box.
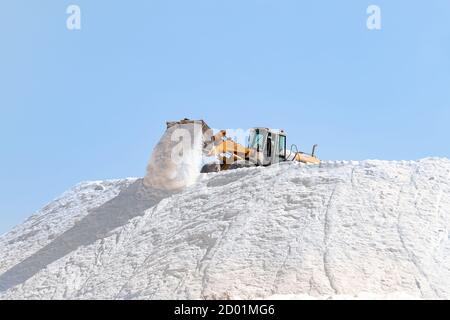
[1,158,450,299]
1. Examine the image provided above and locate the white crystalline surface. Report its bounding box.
[1,158,450,300]
[0,179,137,277]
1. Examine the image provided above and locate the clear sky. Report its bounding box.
[1,0,449,234]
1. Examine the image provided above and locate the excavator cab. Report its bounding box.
[248,128,287,166]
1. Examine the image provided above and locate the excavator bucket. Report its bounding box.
[166,119,211,133]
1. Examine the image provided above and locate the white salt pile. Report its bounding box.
[1,158,450,299]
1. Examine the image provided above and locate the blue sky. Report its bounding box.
[1,0,449,234]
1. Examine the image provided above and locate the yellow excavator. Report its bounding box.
[167,119,320,173]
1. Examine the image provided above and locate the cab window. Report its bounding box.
[279,135,286,158]
[249,130,264,150]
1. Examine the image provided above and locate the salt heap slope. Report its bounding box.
[1,158,450,299]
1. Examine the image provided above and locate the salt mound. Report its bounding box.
[144,122,204,191]
[1,158,450,299]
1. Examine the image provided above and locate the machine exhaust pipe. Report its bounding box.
[311,144,318,157]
